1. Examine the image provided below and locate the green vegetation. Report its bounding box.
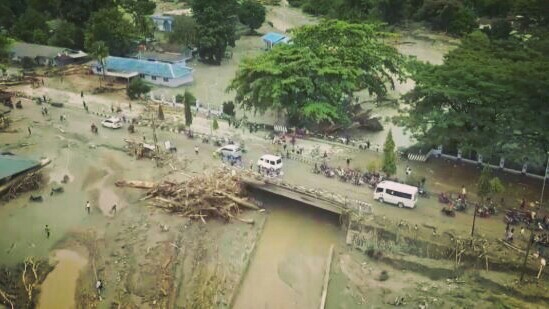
[400,30,549,161]
[289,0,549,36]
[0,34,10,60]
[85,8,135,56]
[185,100,193,126]
[169,16,198,46]
[238,0,267,33]
[477,166,504,201]
[182,90,196,126]
[127,78,151,100]
[119,0,156,37]
[212,118,219,132]
[228,20,405,127]
[89,41,109,88]
[192,0,239,64]
[382,130,397,176]
[222,101,236,117]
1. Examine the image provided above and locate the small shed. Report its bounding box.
[9,42,88,66]
[262,32,290,50]
[151,15,174,32]
[0,155,41,185]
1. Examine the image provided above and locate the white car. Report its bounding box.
[217,144,242,158]
[257,154,283,171]
[101,117,123,129]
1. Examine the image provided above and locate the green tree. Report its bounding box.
[192,0,239,64]
[212,118,219,131]
[415,0,477,35]
[487,19,512,40]
[48,20,81,49]
[477,166,504,201]
[85,7,135,56]
[377,0,408,24]
[127,78,151,100]
[58,0,115,27]
[0,34,11,61]
[400,31,549,162]
[228,21,406,127]
[238,0,266,33]
[222,101,236,116]
[11,8,48,44]
[184,99,193,126]
[119,0,156,37]
[382,130,397,176]
[184,90,197,106]
[90,41,109,88]
[169,16,198,46]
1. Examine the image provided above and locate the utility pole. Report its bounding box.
[471,203,478,238]
[520,228,536,282]
[540,152,549,209]
[151,106,159,167]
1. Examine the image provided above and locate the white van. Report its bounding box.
[374,181,418,208]
[257,154,283,171]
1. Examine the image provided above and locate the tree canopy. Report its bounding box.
[238,0,266,33]
[192,0,239,64]
[169,16,198,46]
[382,130,397,176]
[228,21,406,126]
[85,7,135,56]
[400,31,549,162]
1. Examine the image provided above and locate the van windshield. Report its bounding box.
[276,159,282,164]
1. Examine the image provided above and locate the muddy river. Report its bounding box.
[233,194,342,309]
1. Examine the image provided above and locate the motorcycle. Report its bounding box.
[441,206,456,217]
[438,193,450,204]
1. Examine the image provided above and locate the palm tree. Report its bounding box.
[90,41,109,88]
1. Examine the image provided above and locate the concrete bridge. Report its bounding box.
[242,178,372,216]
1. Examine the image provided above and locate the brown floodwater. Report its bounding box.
[37,249,88,309]
[233,194,342,309]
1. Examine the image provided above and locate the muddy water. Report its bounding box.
[38,249,88,309]
[233,195,341,309]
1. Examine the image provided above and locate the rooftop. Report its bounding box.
[262,32,288,44]
[131,51,187,63]
[0,155,40,181]
[10,42,87,59]
[101,56,192,79]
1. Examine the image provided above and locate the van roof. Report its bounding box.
[378,181,418,194]
[260,154,282,161]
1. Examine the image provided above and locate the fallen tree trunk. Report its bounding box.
[114,180,155,189]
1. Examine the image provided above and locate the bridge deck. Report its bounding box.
[243,179,346,215]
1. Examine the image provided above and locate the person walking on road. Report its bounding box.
[194,146,199,155]
[461,185,467,200]
[86,201,91,214]
[45,225,50,238]
[27,126,32,136]
[111,204,117,214]
[81,91,84,98]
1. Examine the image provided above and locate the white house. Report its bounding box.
[91,56,193,87]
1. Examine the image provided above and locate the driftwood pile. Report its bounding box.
[116,168,259,223]
[1,172,44,201]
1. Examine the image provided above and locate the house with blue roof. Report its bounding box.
[262,32,290,50]
[151,15,174,32]
[91,56,193,87]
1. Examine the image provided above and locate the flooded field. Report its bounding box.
[234,195,341,308]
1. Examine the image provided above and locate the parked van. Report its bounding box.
[257,154,283,171]
[374,181,418,208]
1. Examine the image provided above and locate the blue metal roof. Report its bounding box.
[262,32,288,44]
[103,56,192,79]
[0,155,40,181]
[151,15,174,21]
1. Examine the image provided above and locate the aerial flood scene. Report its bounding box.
[0,0,548,308]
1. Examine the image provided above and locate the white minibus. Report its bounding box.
[374,180,418,208]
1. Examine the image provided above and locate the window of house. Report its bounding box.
[97,67,102,72]
[163,77,169,82]
[151,76,157,80]
[139,74,145,78]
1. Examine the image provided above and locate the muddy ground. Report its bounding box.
[2,3,548,309]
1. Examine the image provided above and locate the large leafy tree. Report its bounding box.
[228,21,405,127]
[238,0,266,33]
[85,7,135,56]
[169,16,198,46]
[48,20,81,49]
[401,31,549,162]
[0,34,11,60]
[119,0,156,37]
[192,0,239,64]
[11,8,48,44]
[58,0,114,26]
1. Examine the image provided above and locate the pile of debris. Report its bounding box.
[1,172,44,201]
[116,168,259,223]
